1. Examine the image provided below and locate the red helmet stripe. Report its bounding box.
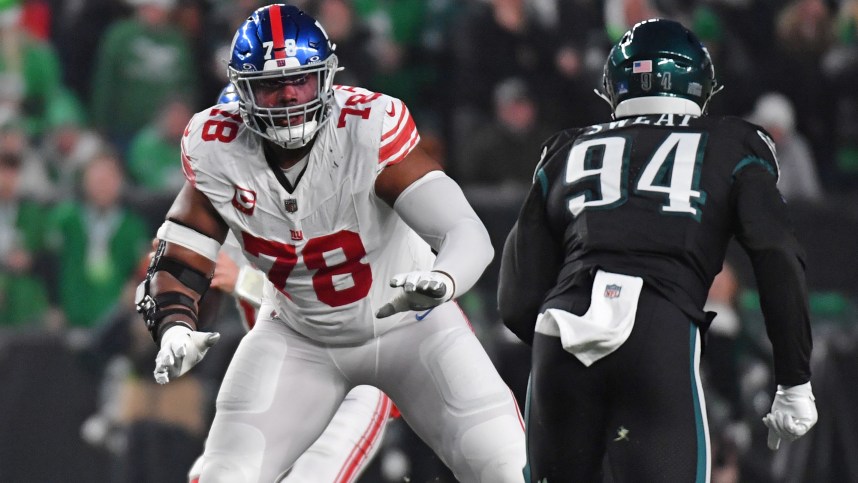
[269,5,286,59]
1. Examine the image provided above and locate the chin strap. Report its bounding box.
[701,84,725,114]
[266,120,318,149]
[594,88,613,109]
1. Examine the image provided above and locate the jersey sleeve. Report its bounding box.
[731,146,812,386]
[733,121,780,181]
[498,168,563,345]
[378,97,420,170]
[179,107,244,187]
[180,120,197,187]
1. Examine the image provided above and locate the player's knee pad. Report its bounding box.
[422,327,510,410]
[201,422,266,483]
[216,328,287,413]
[459,414,527,483]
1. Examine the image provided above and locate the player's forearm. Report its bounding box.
[498,225,542,345]
[734,170,812,384]
[431,216,493,297]
[751,248,813,386]
[149,268,206,333]
[143,239,217,340]
[498,223,561,345]
[138,218,223,344]
[393,171,493,298]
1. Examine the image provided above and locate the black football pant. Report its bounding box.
[525,286,709,483]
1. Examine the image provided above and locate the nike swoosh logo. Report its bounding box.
[386,103,396,117]
[415,308,434,321]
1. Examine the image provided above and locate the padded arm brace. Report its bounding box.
[137,243,207,344]
[157,220,222,261]
[393,171,493,298]
[137,221,221,344]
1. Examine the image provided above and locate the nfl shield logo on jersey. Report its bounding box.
[232,185,256,215]
[604,284,622,299]
[284,198,298,213]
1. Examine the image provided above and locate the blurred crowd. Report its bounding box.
[1,0,857,482]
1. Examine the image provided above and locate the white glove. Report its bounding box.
[376,271,454,318]
[763,381,817,450]
[153,325,221,385]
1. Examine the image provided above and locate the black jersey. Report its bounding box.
[499,113,812,385]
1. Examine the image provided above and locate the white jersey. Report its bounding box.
[181,86,433,344]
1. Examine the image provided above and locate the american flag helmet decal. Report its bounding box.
[632,60,652,73]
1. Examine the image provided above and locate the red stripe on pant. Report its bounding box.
[334,393,393,483]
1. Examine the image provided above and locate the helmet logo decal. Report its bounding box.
[242,63,257,71]
[688,82,702,97]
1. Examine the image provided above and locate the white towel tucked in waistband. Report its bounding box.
[535,270,643,366]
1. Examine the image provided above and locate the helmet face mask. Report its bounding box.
[228,4,339,148]
[601,19,718,118]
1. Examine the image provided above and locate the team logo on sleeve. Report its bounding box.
[232,185,257,215]
[604,284,622,299]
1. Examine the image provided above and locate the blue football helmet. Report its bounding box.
[228,4,339,148]
[217,83,241,104]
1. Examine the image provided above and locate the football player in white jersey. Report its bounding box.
[136,4,526,482]
[187,232,395,483]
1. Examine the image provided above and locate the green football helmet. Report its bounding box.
[601,19,719,117]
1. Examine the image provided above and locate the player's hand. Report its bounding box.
[376,271,454,318]
[763,382,817,450]
[153,325,220,385]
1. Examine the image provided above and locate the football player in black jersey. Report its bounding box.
[498,18,817,482]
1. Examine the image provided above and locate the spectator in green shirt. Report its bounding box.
[0,0,66,139]
[0,149,50,327]
[89,0,197,154]
[127,96,193,195]
[47,150,149,328]
[38,95,108,202]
